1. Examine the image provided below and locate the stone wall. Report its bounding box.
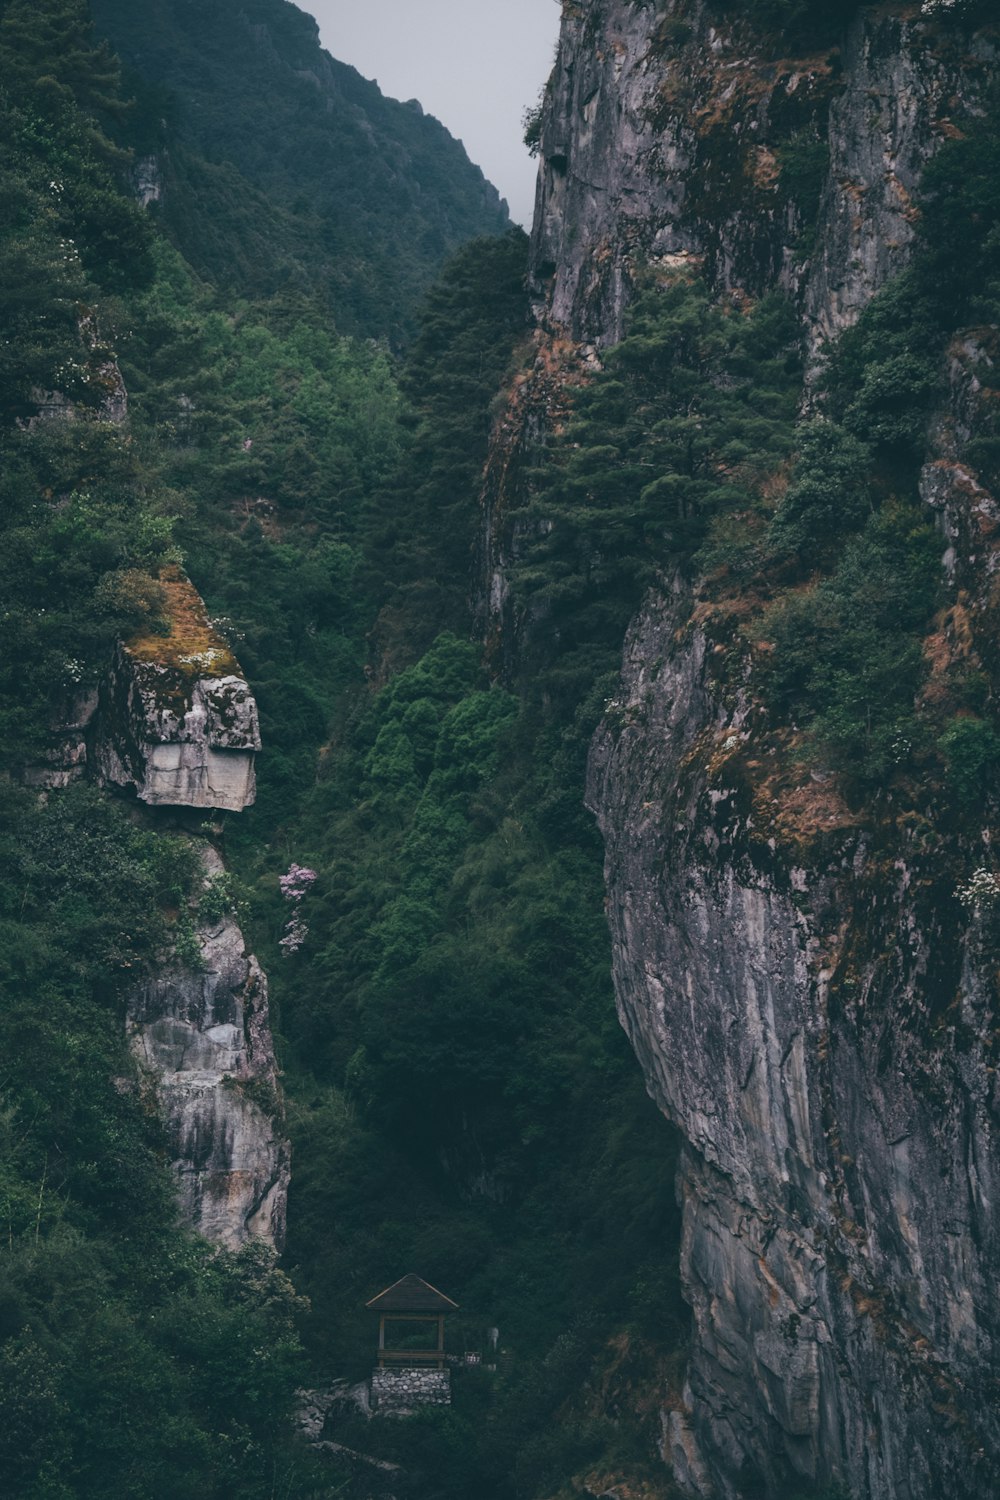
[370,1368,451,1415]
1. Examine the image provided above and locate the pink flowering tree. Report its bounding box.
[279,863,317,954]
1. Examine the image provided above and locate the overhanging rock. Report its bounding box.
[95,571,260,812]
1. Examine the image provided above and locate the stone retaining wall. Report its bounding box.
[370,1367,451,1414]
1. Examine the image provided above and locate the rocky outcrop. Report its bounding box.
[530,1,996,351]
[129,845,289,1250]
[133,154,164,208]
[587,584,999,1498]
[485,3,997,655]
[95,572,260,812]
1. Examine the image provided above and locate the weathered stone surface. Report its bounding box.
[133,153,163,208]
[587,585,1000,1498]
[97,650,258,810]
[129,846,289,1249]
[95,573,260,811]
[485,4,997,661]
[474,7,1000,1495]
[530,2,996,353]
[297,1382,372,1441]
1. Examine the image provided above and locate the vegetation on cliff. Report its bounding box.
[5,0,1000,1494]
[1,2,683,1494]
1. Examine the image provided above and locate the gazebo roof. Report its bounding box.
[365,1274,459,1314]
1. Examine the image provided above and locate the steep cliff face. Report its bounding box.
[97,576,286,1249]
[37,564,289,1250]
[531,1,993,351]
[487,1,995,658]
[587,582,998,1497]
[502,2,1000,1495]
[129,845,290,1251]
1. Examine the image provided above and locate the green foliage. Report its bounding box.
[758,501,941,785]
[364,230,530,651]
[0,779,326,1495]
[523,90,545,157]
[777,127,831,253]
[709,0,862,46]
[919,86,1000,327]
[938,716,1000,808]
[89,0,510,342]
[767,420,873,565]
[826,90,1000,457]
[516,277,801,701]
[20,3,1000,1494]
[0,417,178,766]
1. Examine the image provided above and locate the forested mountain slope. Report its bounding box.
[0,2,683,1496]
[89,0,509,340]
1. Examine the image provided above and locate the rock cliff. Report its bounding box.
[129,845,290,1251]
[587,579,999,1497]
[37,565,287,1251]
[495,1,1000,1495]
[95,570,260,813]
[530,0,995,351]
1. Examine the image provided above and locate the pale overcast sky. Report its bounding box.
[299,0,561,227]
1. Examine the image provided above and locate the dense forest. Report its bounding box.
[3,0,1000,1496]
[0,1,682,1494]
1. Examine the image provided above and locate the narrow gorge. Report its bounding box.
[2,1,999,1497]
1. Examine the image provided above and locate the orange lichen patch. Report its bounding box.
[748,736,860,848]
[126,567,239,678]
[840,176,866,204]
[921,601,976,708]
[758,1256,782,1309]
[764,779,859,844]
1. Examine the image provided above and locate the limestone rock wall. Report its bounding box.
[484,3,996,656]
[128,845,290,1250]
[587,588,999,1497]
[530,1,995,352]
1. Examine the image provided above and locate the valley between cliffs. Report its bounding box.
[6,1,1000,1495]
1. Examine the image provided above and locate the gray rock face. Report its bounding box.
[96,644,260,812]
[129,847,289,1250]
[490,6,1000,1494]
[22,688,98,790]
[530,1,995,352]
[133,154,163,208]
[587,586,999,1497]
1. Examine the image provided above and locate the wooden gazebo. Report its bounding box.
[366,1274,459,1370]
